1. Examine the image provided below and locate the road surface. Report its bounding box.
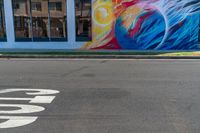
[0,59,200,133]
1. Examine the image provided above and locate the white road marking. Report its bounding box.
[0,88,59,129]
[0,97,32,101]
[0,104,45,114]
[0,96,56,104]
[29,96,56,103]
[0,88,60,95]
[0,116,37,129]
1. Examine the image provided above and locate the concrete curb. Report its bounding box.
[1,54,200,59]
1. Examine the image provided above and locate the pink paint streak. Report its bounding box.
[128,12,154,37]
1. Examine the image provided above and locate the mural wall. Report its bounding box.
[83,0,200,50]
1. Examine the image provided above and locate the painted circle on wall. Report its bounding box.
[93,3,114,26]
[115,4,166,50]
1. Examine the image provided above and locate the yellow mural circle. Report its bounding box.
[93,4,113,26]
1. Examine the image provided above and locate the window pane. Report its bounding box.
[31,0,49,39]
[56,2,62,11]
[49,2,62,11]
[49,0,67,39]
[0,0,6,39]
[13,0,67,42]
[31,2,41,11]
[75,0,91,41]
[199,19,200,43]
[12,0,32,40]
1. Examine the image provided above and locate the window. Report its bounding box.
[49,0,67,39]
[31,2,41,11]
[12,0,32,40]
[0,0,6,41]
[31,0,49,40]
[49,2,62,11]
[13,3,20,10]
[12,0,67,41]
[75,0,92,41]
[199,19,200,43]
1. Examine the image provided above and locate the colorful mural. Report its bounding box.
[83,0,200,50]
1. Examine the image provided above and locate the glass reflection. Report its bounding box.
[31,0,49,39]
[49,0,67,39]
[0,0,6,39]
[199,19,200,43]
[75,0,91,41]
[12,0,67,41]
[13,0,32,40]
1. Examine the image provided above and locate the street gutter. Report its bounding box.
[0,50,200,59]
[1,54,200,59]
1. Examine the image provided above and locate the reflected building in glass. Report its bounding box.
[0,0,6,40]
[75,0,91,41]
[13,0,32,40]
[12,0,67,41]
[199,19,200,43]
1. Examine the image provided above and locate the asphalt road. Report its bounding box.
[0,59,200,133]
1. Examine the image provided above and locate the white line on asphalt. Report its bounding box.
[0,116,38,129]
[0,104,45,114]
[0,88,60,95]
[0,96,56,103]
[0,88,59,129]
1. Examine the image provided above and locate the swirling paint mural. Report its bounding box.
[83,0,200,50]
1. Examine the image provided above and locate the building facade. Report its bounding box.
[0,0,200,50]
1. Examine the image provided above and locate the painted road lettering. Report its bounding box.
[0,104,45,114]
[0,96,56,103]
[0,116,38,129]
[0,88,59,95]
[0,88,59,129]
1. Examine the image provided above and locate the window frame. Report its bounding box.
[49,2,62,11]
[75,0,92,42]
[0,0,7,41]
[12,0,68,42]
[199,19,200,44]
[31,2,42,11]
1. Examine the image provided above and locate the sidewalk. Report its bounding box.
[0,49,200,59]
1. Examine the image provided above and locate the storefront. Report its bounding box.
[0,0,200,50]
